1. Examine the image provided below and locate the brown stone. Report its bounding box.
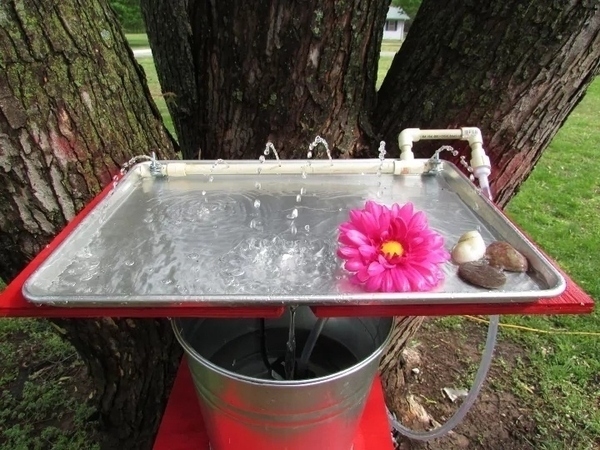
[485,241,529,272]
[458,261,507,289]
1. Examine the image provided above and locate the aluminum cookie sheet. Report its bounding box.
[22,159,565,307]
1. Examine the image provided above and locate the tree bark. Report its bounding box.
[379,316,424,416]
[374,0,600,207]
[141,0,389,160]
[0,1,181,448]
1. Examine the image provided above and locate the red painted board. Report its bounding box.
[153,359,393,450]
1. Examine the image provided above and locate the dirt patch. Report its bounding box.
[390,318,538,450]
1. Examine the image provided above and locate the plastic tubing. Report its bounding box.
[388,315,500,441]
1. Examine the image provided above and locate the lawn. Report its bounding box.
[125,33,149,49]
[0,44,598,449]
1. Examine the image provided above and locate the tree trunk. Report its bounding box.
[0,1,181,448]
[141,0,389,159]
[374,0,600,207]
[379,316,424,415]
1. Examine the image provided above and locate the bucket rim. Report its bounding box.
[171,317,394,386]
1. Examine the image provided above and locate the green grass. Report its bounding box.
[136,59,175,136]
[502,78,600,449]
[125,33,149,49]
[377,56,393,89]
[380,39,402,54]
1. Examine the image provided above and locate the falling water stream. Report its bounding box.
[259,136,336,380]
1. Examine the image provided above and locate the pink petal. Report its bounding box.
[361,212,380,238]
[391,269,410,292]
[408,210,427,231]
[344,259,365,272]
[337,246,360,259]
[397,203,414,223]
[365,273,384,292]
[378,254,396,269]
[389,217,407,240]
[366,201,384,220]
[367,261,385,276]
[381,272,395,292]
[344,229,369,246]
[358,245,377,259]
[377,209,391,235]
[356,268,370,283]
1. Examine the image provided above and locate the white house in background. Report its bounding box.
[383,7,410,40]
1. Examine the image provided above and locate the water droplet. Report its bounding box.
[257,167,262,175]
[209,176,214,182]
[249,219,264,231]
[304,225,310,232]
[259,155,266,163]
[81,272,95,281]
[254,199,261,208]
[290,223,298,235]
[287,208,298,219]
[376,190,382,198]
[125,260,135,266]
[301,172,307,179]
[202,190,206,195]
[296,195,301,202]
[264,147,270,155]
[187,253,199,260]
[307,151,313,159]
[255,182,262,189]
[300,187,306,195]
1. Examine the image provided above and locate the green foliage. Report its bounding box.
[391,0,422,21]
[109,0,145,33]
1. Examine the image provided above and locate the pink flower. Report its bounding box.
[337,201,450,293]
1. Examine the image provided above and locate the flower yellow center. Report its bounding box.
[381,240,404,258]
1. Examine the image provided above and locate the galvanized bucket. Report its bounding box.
[172,307,393,450]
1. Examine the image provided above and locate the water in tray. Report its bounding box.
[28,161,550,303]
[40,174,386,298]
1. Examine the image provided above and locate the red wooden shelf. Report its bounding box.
[152,358,394,450]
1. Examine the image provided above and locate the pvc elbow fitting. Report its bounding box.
[398,128,420,161]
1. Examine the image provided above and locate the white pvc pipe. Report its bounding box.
[136,159,411,177]
[397,127,493,199]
